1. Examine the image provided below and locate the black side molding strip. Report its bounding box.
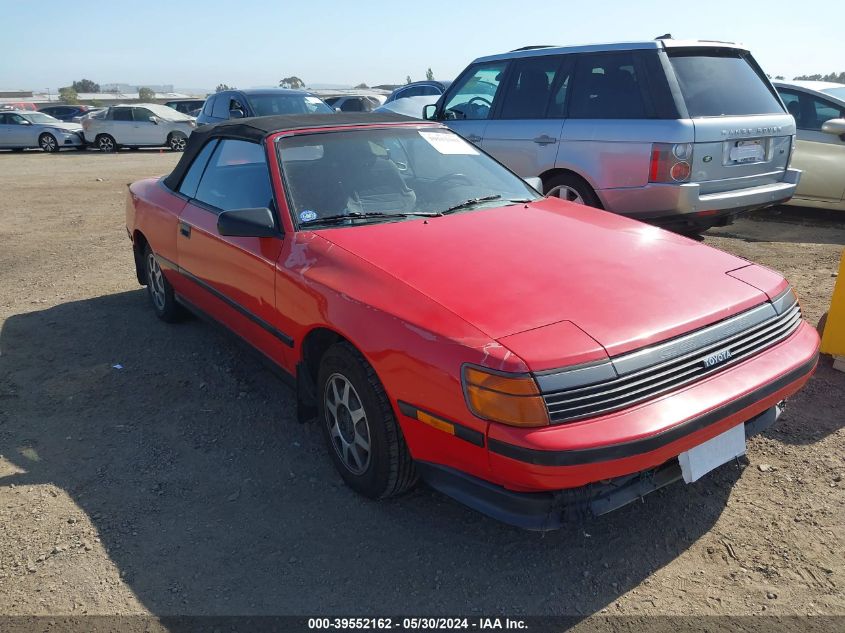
[397,401,485,447]
[156,254,294,348]
[488,352,818,467]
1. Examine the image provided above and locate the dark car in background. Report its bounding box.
[385,80,452,104]
[163,99,206,115]
[39,104,100,122]
[196,88,333,126]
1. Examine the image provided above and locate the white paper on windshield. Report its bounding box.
[419,131,479,155]
[305,96,323,104]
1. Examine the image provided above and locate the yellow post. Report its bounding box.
[820,247,845,371]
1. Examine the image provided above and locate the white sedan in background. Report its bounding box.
[774,80,845,211]
[81,103,196,152]
[0,110,84,152]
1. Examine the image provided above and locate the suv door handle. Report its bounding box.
[533,135,558,145]
[466,134,482,143]
[179,221,191,238]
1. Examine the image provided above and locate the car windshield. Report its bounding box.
[249,94,333,116]
[821,86,845,101]
[277,126,540,227]
[145,104,192,121]
[22,112,60,124]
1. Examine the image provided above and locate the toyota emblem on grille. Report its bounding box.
[703,347,732,369]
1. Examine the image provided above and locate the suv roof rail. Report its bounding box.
[509,45,556,52]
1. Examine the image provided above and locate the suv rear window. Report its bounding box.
[668,49,783,117]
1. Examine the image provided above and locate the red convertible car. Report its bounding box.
[125,113,819,530]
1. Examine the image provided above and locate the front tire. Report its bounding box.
[143,244,183,322]
[168,132,187,152]
[318,342,417,499]
[544,173,601,208]
[96,134,117,153]
[39,133,59,153]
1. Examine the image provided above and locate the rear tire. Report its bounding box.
[96,134,117,153]
[143,244,183,322]
[544,173,601,208]
[317,342,417,499]
[39,133,59,153]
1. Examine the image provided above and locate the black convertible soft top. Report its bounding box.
[163,112,422,190]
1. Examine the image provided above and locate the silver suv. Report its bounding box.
[424,40,800,233]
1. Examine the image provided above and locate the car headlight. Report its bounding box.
[462,365,549,427]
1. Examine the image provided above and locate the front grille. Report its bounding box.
[542,301,801,424]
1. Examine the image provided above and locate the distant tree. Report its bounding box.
[138,86,155,101]
[405,75,412,84]
[216,83,234,92]
[58,87,78,104]
[354,82,369,89]
[279,76,305,89]
[793,71,845,83]
[774,75,785,80]
[425,68,434,81]
[71,79,100,93]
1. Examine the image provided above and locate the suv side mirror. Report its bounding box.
[217,207,277,238]
[229,109,244,119]
[422,104,437,120]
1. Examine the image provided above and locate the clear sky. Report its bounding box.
[2,0,842,91]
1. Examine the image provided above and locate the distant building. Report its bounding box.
[101,83,175,93]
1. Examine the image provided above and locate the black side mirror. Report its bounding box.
[217,207,277,238]
[229,109,245,119]
[422,104,437,120]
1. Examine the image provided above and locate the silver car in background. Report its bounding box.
[81,103,196,152]
[0,110,84,152]
[425,40,800,233]
[774,80,845,211]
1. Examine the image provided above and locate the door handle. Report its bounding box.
[179,221,191,238]
[466,134,482,143]
[533,135,558,145]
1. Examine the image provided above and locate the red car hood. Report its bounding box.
[314,199,774,359]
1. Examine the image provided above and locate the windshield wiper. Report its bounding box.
[441,194,502,214]
[302,211,443,226]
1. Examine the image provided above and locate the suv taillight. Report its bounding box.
[649,143,693,183]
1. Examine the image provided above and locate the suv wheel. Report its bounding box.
[96,134,117,153]
[545,173,601,208]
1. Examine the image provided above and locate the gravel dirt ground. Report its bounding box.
[0,151,843,622]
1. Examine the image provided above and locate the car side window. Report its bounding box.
[808,95,844,130]
[8,114,26,125]
[177,139,218,198]
[112,108,133,122]
[211,94,231,119]
[194,139,274,212]
[133,108,155,122]
[568,52,647,119]
[0,114,7,124]
[498,55,565,119]
[442,62,508,120]
[778,89,802,122]
[203,95,216,116]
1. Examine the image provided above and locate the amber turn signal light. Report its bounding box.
[462,366,550,427]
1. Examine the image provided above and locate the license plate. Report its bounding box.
[729,139,765,164]
[678,423,746,483]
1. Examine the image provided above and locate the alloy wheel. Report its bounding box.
[169,135,187,151]
[324,373,371,475]
[146,252,166,311]
[547,184,585,205]
[39,134,57,152]
[98,136,115,152]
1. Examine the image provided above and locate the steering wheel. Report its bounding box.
[434,173,473,187]
[467,96,492,108]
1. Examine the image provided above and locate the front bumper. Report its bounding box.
[417,401,782,531]
[599,168,801,223]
